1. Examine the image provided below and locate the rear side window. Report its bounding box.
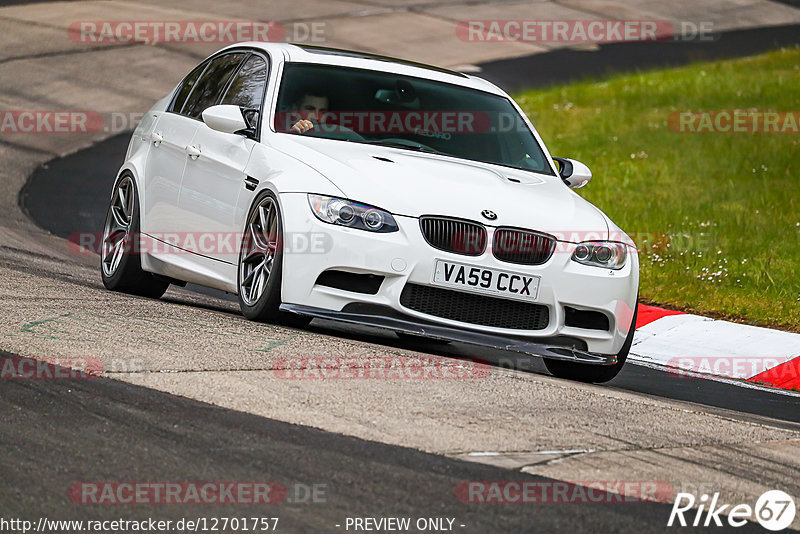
[181,53,246,120]
[171,61,208,114]
[221,55,268,111]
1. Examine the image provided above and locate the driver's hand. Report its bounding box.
[291,119,314,134]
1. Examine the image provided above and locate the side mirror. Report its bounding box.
[202,105,250,136]
[553,157,592,189]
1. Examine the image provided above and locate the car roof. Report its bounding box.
[221,42,506,96]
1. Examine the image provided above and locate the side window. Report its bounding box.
[220,55,268,134]
[170,61,208,114]
[181,53,246,120]
[222,56,267,109]
[221,55,268,111]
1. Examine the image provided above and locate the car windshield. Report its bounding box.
[274,62,554,175]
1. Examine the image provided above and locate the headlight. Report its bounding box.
[308,194,399,233]
[571,241,627,270]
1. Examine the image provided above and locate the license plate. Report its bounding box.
[432,259,540,302]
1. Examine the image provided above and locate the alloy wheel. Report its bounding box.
[101,176,134,277]
[239,196,279,306]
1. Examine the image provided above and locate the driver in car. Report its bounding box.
[290,93,329,134]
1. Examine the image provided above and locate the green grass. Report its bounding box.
[515,47,800,329]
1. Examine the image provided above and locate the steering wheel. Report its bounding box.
[513,154,545,170]
[314,123,365,141]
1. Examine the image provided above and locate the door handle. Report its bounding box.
[185,144,201,160]
[151,131,163,147]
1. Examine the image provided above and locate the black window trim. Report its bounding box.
[217,52,252,109]
[219,52,270,141]
[166,47,272,143]
[168,59,211,115]
[177,51,248,120]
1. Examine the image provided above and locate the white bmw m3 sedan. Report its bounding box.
[101,42,639,383]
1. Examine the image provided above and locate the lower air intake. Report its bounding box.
[399,283,549,330]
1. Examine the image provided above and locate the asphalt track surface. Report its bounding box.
[20,110,800,427]
[6,352,773,534]
[6,19,800,534]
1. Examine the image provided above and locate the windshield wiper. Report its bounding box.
[352,139,453,157]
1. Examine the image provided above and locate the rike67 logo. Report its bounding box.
[668,490,796,530]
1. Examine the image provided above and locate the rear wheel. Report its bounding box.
[100,174,169,298]
[544,302,637,384]
[237,192,310,328]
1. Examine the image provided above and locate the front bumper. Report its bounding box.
[278,192,639,358]
[280,303,617,365]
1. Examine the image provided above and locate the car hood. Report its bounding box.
[271,136,610,240]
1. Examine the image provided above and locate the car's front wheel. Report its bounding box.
[544,302,637,384]
[100,173,169,298]
[237,191,310,328]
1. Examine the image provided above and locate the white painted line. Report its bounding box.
[533,449,595,455]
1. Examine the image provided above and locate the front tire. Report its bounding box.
[237,191,310,328]
[100,173,169,298]
[544,302,637,384]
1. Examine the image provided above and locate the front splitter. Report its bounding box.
[280,303,616,365]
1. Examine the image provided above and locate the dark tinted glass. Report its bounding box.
[275,63,554,175]
[182,53,246,119]
[171,61,208,113]
[221,56,268,110]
